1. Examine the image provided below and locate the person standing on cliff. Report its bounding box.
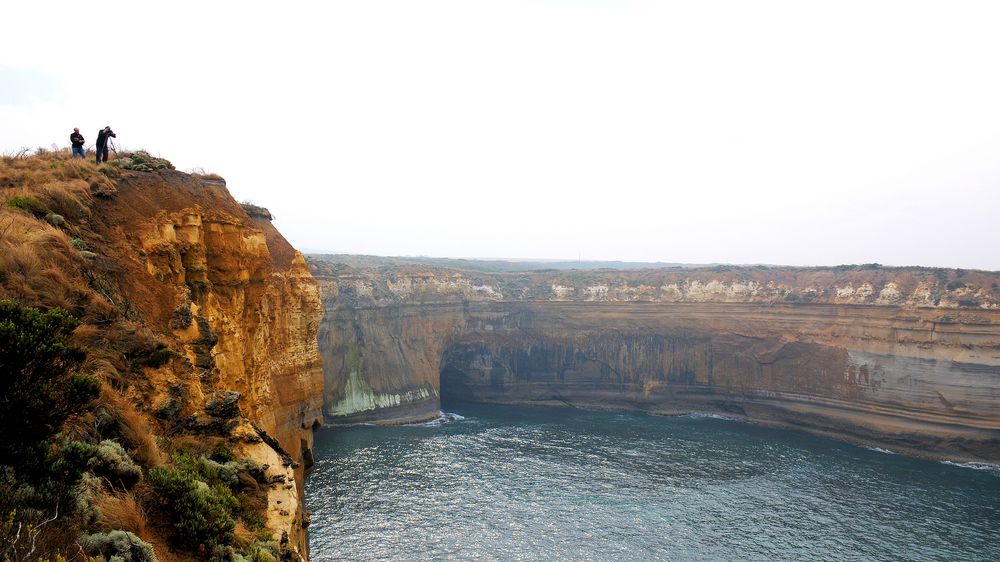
[70,128,85,159]
[95,126,116,165]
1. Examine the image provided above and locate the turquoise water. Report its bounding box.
[306,403,1000,561]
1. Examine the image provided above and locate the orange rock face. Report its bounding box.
[91,172,324,558]
[312,259,1000,463]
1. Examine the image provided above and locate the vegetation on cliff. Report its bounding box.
[0,151,304,561]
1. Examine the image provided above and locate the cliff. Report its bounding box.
[311,256,1000,463]
[0,152,322,560]
[106,171,324,557]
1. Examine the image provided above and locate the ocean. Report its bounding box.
[306,402,1000,561]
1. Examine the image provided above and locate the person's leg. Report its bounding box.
[101,146,109,163]
[95,145,102,164]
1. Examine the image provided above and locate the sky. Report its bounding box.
[2,1,999,270]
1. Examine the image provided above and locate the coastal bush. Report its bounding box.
[0,300,101,463]
[6,194,49,216]
[239,202,273,220]
[69,439,143,488]
[148,466,239,549]
[147,453,241,550]
[79,529,157,562]
[110,151,174,172]
[147,450,274,554]
[0,302,105,559]
[209,542,279,562]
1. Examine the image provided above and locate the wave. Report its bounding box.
[940,460,1000,474]
[865,447,897,455]
[408,411,467,427]
[683,412,736,421]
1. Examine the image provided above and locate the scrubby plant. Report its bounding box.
[0,300,101,464]
[44,211,66,227]
[6,194,49,217]
[62,439,142,488]
[148,466,239,549]
[79,529,157,562]
[239,202,272,220]
[210,443,236,463]
[0,301,105,560]
[244,541,280,562]
[146,449,272,554]
[109,151,174,172]
[75,471,105,527]
[142,344,173,369]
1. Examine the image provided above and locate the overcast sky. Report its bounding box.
[3,1,999,269]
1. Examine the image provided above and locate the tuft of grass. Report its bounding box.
[6,194,49,216]
[93,489,148,537]
[192,171,225,182]
[240,202,273,220]
[103,390,166,468]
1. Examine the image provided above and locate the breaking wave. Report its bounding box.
[408,411,467,427]
[940,460,1000,474]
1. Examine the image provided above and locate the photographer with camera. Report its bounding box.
[95,126,116,165]
[70,128,85,159]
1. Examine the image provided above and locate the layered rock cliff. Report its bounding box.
[1,152,322,560]
[107,172,324,557]
[311,257,1000,463]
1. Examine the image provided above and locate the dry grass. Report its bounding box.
[192,171,225,181]
[233,520,257,548]
[0,209,98,315]
[0,152,120,319]
[94,489,148,537]
[1,149,114,195]
[165,435,227,458]
[37,180,93,222]
[103,389,166,467]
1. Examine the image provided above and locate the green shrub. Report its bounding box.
[75,472,104,527]
[210,542,279,562]
[6,195,49,217]
[110,151,174,172]
[79,529,157,562]
[148,457,239,550]
[0,300,101,464]
[143,344,173,368]
[210,443,236,463]
[239,202,273,220]
[146,450,272,553]
[86,440,142,488]
[62,439,142,488]
[245,542,279,562]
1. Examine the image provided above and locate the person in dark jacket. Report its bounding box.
[70,128,85,159]
[95,126,116,164]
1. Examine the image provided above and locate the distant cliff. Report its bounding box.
[311,257,1000,463]
[0,152,322,560]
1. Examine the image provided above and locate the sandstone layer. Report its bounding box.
[311,257,1000,463]
[84,171,324,558]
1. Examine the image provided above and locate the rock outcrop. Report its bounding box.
[0,153,323,560]
[93,172,324,558]
[311,257,1000,463]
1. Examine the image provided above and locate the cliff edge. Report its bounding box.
[1,151,322,561]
